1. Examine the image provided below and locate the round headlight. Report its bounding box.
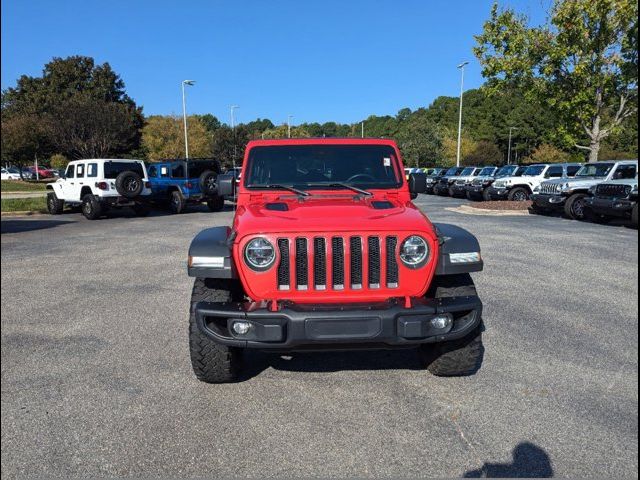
[400,235,429,267]
[244,238,275,270]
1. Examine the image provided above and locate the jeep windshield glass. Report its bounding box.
[478,167,496,176]
[104,161,144,179]
[496,165,517,177]
[522,165,546,176]
[461,167,476,176]
[444,167,460,176]
[244,145,402,190]
[575,163,614,178]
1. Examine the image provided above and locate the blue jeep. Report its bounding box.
[146,159,225,213]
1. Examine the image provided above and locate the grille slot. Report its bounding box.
[313,237,326,289]
[331,237,345,289]
[295,238,308,290]
[385,236,399,288]
[596,184,629,197]
[368,236,381,288]
[540,183,560,195]
[350,237,363,289]
[277,239,290,289]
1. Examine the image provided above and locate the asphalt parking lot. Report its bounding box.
[1,195,638,478]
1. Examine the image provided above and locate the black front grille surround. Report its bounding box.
[275,234,400,292]
[596,183,631,198]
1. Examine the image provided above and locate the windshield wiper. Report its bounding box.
[305,183,373,196]
[265,184,310,196]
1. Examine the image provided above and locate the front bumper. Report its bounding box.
[585,197,635,217]
[194,296,482,350]
[450,184,469,197]
[487,187,509,200]
[531,193,566,210]
[434,184,451,195]
[466,185,488,198]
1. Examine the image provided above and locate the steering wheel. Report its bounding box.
[346,173,376,183]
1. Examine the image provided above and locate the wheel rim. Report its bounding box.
[513,191,527,201]
[48,196,55,210]
[172,194,180,209]
[125,178,139,192]
[83,201,92,215]
[572,199,585,218]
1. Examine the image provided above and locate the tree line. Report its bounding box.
[2,0,637,172]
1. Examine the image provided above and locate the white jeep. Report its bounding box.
[46,159,152,220]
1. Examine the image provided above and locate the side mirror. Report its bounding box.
[408,172,427,197]
[217,173,235,197]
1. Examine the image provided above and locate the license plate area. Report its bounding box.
[305,317,382,340]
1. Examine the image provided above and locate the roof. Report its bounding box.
[246,138,399,148]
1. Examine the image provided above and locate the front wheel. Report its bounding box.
[47,191,64,214]
[482,188,492,202]
[206,195,225,212]
[81,194,103,220]
[508,187,530,202]
[564,193,588,220]
[189,278,242,383]
[420,274,484,376]
[170,190,185,214]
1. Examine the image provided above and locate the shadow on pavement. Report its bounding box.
[463,442,553,478]
[1,219,74,234]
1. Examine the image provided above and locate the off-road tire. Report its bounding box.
[115,171,143,199]
[189,278,242,383]
[420,274,484,376]
[448,186,456,197]
[564,193,588,220]
[206,195,225,212]
[632,203,638,228]
[170,190,185,214]
[482,188,492,202]
[132,203,151,217]
[508,187,530,202]
[199,170,218,196]
[47,191,64,214]
[81,194,103,220]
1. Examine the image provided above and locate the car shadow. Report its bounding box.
[463,442,553,478]
[0,218,75,234]
[237,343,484,382]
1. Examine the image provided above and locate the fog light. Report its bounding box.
[431,314,453,330]
[231,321,251,335]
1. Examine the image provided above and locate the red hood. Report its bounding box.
[232,193,435,238]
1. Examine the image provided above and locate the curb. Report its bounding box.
[446,205,532,216]
[0,210,47,217]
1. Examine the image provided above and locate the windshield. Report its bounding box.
[103,161,145,179]
[523,165,546,176]
[575,163,614,178]
[445,167,460,176]
[461,167,476,176]
[479,167,496,176]
[245,145,402,190]
[496,166,516,177]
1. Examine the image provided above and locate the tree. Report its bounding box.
[48,95,141,159]
[464,140,503,165]
[523,143,574,164]
[395,115,443,167]
[142,115,213,160]
[49,154,69,170]
[1,114,51,174]
[474,0,638,162]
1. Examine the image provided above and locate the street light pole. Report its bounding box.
[287,115,294,138]
[456,61,469,168]
[507,127,519,165]
[230,104,239,169]
[181,80,195,160]
[361,121,364,138]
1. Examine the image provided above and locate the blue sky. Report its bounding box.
[1,0,548,125]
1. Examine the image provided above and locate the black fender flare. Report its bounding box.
[187,226,238,279]
[432,223,483,275]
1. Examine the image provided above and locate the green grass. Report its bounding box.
[1,180,50,192]
[1,196,48,213]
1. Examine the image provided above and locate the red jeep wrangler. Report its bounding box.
[187,139,484,382]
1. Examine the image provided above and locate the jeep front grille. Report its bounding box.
[540,183,561,195]
[596,184,631,198]
[276,235,399,291]
[472,178,484,186]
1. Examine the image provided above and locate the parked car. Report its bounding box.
[26,165,56,179]
[488,163,582,201]
[186,138,485,383]
[531,160,638,220]
[1,167,21,180]
[584,176,638,227]
[146,159,224,214]
[424,168,447,194]
[433,167,466,196]
[449,167,487,198]
[466,165,526,201]
[46,159,152,219]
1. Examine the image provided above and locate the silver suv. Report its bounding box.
[531,160,638,220]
